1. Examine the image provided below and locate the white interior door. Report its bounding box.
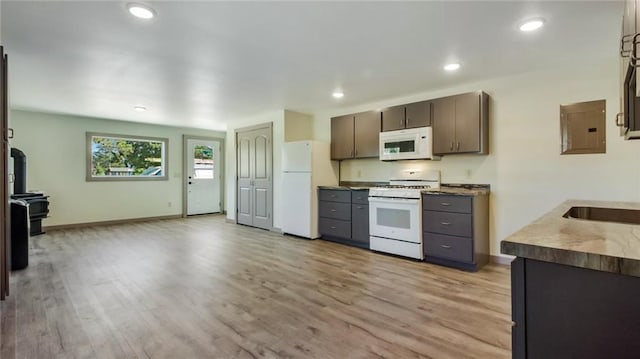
[187,139,221,215]
[235,126,272,230]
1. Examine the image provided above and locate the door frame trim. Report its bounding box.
[234,122,273,228]
[182,135,225,218]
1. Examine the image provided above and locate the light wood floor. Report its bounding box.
[0,215,511,359]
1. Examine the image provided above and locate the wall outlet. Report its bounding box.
[168,201,172,207]
[465,169,472,178]
[357,169,362,178]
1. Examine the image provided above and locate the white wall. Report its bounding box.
[10,110,225,226]
[313,58,640,258]
[284,110,313,142]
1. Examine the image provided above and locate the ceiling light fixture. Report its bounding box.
[332,91,344,99]
[443,63,460,72]
[127,3,156,19]
[519,18,545,32]
[134,105,147,112]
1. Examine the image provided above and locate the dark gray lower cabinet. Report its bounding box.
[318,188,369,249]
[511,257,640,359]
[422,193,489,271]
[351,203,369,245]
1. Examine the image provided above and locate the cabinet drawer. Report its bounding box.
[351,190,369,205]
[422,195,472,213]
[423,210,472,237]
[424,233,473,263]
[319,217,351,239]
[319,201,351,220]
[319,189,351,203]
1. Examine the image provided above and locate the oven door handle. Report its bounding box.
[368,197,420,204]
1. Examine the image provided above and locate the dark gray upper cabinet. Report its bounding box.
[381,106,406,132]
[353,111,380,158]
[432,92,489,155]
[330,111,381,160]
[381,101,431,132]
[330,114,355,160]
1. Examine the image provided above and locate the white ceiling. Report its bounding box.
[1,1,623,131]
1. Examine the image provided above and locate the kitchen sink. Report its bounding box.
[563,206,640,225]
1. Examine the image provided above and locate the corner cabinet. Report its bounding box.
[422,193,489,271]
[318,188,369,249]
[330,111,380,160]
[381,101,431,132]
[432,92,489,155]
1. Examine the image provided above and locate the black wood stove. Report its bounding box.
[10,148,50,236]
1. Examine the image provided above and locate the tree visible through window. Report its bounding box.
[193,145,214,179]
[86,133,168,181]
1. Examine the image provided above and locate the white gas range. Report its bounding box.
[368,169,441,260]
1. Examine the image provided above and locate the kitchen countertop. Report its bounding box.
[501,199,640,277]
[318,185,351,191]
[319,183,491,194]
[424,184,490,196]
[318,182,387,190]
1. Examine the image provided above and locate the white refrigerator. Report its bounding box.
[282,141,338,239]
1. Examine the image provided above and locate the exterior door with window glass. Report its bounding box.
[187,139,221,215]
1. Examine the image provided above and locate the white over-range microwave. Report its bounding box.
[379,127,438,161]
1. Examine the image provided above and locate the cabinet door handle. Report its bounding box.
[450,141,453,151]
[616,112,624,127]
[356,206,363,209]
[330,226,336,229]
[8,128,14,139]
[406,117,410,126]
[330,195,336,198]
[330,209,336,212]
[440,222,451,225]
[441,244,452,249]
[440,202,451,206]
[456,142,460,151]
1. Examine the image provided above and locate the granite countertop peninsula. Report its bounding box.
[424,184,490,196]
[501,199,640,277]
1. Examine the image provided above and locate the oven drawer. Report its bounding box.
[319,201,351,220]
[424,233,473,263]
[319,189,351,203]
[422,195,472,213]
[423,210,472,237]
[318,217,351,239]
[351,190,369,205]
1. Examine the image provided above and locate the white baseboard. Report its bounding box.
[491,254,514,266]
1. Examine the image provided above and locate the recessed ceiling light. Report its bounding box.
[127,3,156,19]
[134,105,147,112]
[332,91,344,99]
[519,18,545,32]
[444,63,460,72]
